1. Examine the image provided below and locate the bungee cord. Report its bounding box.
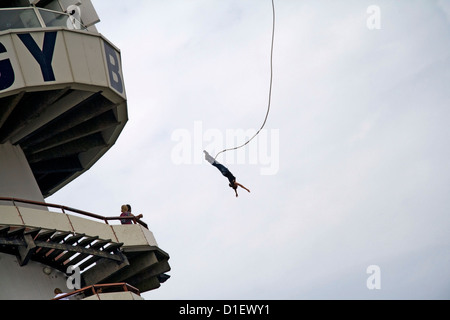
[213,0,276,160]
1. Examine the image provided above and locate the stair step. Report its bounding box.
[24,228,41,239]
[90,239,110,250]
[35,229,57,241]
[77,236,98,247]
[66,253,90,266]
[103,242,124,253]
[7,227,26,238]
[0,226,10,237]
[78,255,101,271]
[50,231,72,243]
[64,233,85,245]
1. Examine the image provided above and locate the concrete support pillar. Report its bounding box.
[0,142,44,202]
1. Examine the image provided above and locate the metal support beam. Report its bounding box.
[0,89,70,144]
[0,91,25,129]
[103,251,158,284]
[24,111,120,155]
[82,257,129,287]
[27,133,106,163]
[17,234,36,266]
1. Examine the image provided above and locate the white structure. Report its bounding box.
[0,0,170,300]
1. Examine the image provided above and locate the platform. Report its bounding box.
[0,198,170,299]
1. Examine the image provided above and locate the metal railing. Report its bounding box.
[0,8,40,31]
[0,7,85,32]
[0,197,148,229]
[52,282,141,300]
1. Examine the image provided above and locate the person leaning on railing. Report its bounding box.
[53,288,69,300]
[120,204,143,225]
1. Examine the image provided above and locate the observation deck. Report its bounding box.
[0,1,127,198]
[0,197,170,299]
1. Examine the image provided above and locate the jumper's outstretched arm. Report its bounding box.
[232,182,250,197]
[236,182,250,193]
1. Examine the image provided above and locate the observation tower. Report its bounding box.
[0,0,170,300]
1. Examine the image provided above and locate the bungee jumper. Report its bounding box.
[204,151,250,197]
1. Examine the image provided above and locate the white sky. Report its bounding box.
[48,0,450,299]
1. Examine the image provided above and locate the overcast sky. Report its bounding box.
[48,0,450,299]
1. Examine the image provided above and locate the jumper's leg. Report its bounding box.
[203,150,215,165]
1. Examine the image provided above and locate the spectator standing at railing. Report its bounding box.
[120,204,143,225]
[53,288,69,300]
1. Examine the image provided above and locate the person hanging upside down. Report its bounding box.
[204,151,250,197]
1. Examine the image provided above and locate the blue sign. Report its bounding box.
[0,42,15,91]
[103,41,124,94]
[17,31,57,82]
[0,31,124,94]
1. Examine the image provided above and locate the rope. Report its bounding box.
[214,0,276,160]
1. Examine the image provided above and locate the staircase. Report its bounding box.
[0,198,171,294]
[0,225,127,275]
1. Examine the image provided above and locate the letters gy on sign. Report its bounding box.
[0,32,123,93]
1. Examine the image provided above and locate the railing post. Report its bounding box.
[11,198,25,225]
